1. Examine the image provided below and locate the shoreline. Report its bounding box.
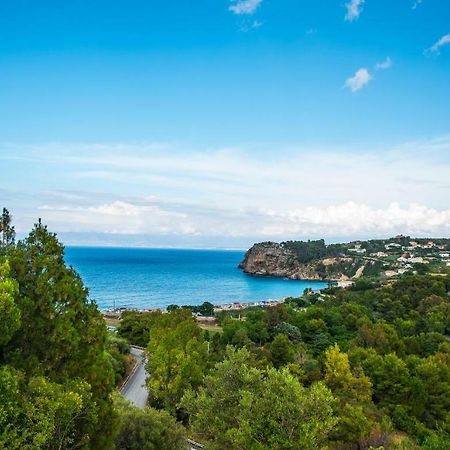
[101,288,329,319]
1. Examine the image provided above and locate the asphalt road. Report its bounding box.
[120,347,149,409]
[120,347,205,450]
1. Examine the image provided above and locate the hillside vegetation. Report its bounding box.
[120,276,450,449]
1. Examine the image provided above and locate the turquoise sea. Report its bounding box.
[65,247,327,310]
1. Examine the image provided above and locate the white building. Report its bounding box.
[371,251,388,257]
[348,248,366,254]
[409,257,425,264]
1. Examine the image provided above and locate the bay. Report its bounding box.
[65,246,327,310]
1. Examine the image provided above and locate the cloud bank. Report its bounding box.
[1,136,449,246]
[37,200,450,242]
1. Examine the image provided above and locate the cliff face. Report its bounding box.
[238,242,323,280]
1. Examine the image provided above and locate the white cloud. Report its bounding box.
[412,0,423,10]
[38,201,194,235]
[375,57,392,70]
[36,200,450,241]
[426,34,450,55]
[345,0,365,22]
[229,0,262,15]
[345,68,372,92]
[258,202,450,238]
[2,136,450,244]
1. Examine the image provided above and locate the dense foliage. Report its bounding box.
[167,301,215,316]
[181,347,337,449]
[122,272,450,448]
[145,309,208,412]
[282,239,347,264]
[114,395,186,450]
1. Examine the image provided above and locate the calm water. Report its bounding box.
[64,247,327,310]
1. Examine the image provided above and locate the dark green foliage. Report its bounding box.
[0,208,15,248]
[168,301,214,315]
[282,239,345,264]
[118,310,163,347]
[146,309,208,411]
[186,301,215,316]
[106,333,130,385]
[166,304,179,312]
[181,347,337,450]
[215,273,450,443]
[268,333,295,367]
[273,322,302,341]
[114,396,186,450]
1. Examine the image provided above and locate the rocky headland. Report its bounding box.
[238,242,321,280]
[238,241,357,281]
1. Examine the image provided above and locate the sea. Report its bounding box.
[64,247,327,311]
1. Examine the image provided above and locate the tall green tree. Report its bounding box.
[146,309,208,411]
[268,333,295,368]
[2,219,116,449]
[0,208,15,248]
[0,260,20,351]
[324,344,374,445]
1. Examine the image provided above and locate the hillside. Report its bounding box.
[239,237,450,282]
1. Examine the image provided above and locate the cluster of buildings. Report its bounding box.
[345,238,450,279]
[213,299,284,312]
[378,240,450,277]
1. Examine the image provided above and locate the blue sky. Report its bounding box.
[1,0,449,247]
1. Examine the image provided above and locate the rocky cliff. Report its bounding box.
[238,241,358,281]
[238,242,324,280]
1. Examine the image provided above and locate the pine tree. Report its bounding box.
[0,208,16,248]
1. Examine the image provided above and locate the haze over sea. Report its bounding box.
[65,247,327,311]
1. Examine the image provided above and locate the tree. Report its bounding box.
[0,365,97,450]
[0,208,15,248]
[324,344,372,403]
[182,347,337,450]
[273,322,302,342]
[106,333,130,386]
[269,333,295,368]
[324,345,374,444]
[118,311,163,347]
[166,304,180,312]
[0,260,20,350]
[3,219,116,448]
[146,309,208,411]
[114,396,186,450]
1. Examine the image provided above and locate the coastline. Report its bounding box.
[101,288,326,319]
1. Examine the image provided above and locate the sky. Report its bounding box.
[1,0,449,248]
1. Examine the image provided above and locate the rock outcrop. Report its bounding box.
[238,242,323,280]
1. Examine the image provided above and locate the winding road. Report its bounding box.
[119,346,204,449]
[120,346,149,408]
